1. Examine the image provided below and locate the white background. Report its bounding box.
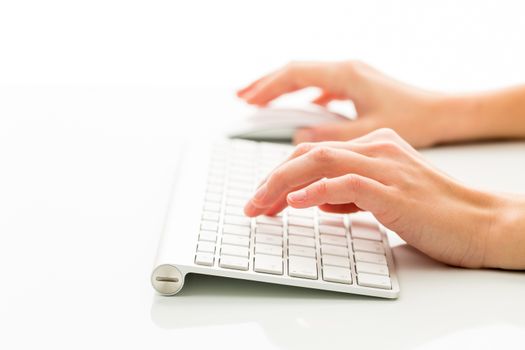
[1,1,525,349]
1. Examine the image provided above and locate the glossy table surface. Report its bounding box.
[1,86,524,349]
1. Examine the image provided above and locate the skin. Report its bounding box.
[238,61,525,269]
[237,61,525,148]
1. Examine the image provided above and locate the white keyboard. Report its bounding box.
[151,139,399,298]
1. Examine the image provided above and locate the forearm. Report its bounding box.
[433,86,525,144]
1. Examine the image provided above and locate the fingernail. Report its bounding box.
[243,90,256,102]
[244,202,258,217]
[288,190,307,202]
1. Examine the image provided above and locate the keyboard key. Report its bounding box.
[227,185,253,195]
[226,189,252,199]
[256,234,282,246]
[351,222,382,241]
[226,197,247,207]
[288,235,316,248]
[319,217,345,227]
[320,234,347,247]
[254,254,283,275]
[200,220,219,232]
[199,230,217,242]
[354,251,387,265]
[287,216,314,228]
[225,206,244,216]
[206,184,223,194]
[255,243,282,256]
[288,245,316,258]
[202,211,220,222]
[351,211,376,224]
[256,224,283,235]
[288,225,314,237]
[224,215,251,226]
[318,212,344,220]
[353,239,385,254]
[219,255,249,270]
[195,253,214,266]
[256,215,283,226]
[227,174,253,184]
[319,225,346,236]
[205,193,222,203]
[322,265,352,284]
[357,273,392,289]
[197,241,216,254]
[222,224,250,236]
[322,254,350,268]
[230,163,253,171]
[221,244,249,258]
[288,256,318,279]
[207,180,225,190]
[208,170,226,180]
[321,244,349,257]
[287,207,314,218]
[355,262,389,276]
[204,202,221,212]
[222,234,250,247]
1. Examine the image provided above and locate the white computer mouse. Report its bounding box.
[228,104,351,142]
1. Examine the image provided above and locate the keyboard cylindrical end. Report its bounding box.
[151,264,185,296]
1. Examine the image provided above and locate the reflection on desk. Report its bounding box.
[151,243,525,350]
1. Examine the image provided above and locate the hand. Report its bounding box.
[237,61,447,148]
[244,128,525,269]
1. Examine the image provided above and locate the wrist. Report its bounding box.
[483,194,525,269]
[428,94,483,145]
[430,86,525,145]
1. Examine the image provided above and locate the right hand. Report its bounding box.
[237,61,448,148]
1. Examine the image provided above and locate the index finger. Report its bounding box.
[244,147,379,216]
[240,62,340,106]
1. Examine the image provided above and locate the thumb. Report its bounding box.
[293,119,376,144]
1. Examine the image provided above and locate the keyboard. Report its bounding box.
[151,139,400,298]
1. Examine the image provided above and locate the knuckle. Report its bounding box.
[375,127,398,138]
[344,174,362,194]
[309,146,334,163]
[340,60,367,79]
[369,140,402,155]
[293,142,315,157]
[269,169,285,184]
[313,179,328,197]
[284,60,300,74]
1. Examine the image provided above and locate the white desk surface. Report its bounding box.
[0,86,524,349]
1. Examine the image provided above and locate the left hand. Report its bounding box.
[243,128,505,268]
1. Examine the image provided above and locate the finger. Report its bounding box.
[318,203,361,214]
[347,127,418,154]
[287,174,392,214]
[265,199,288,216]
[237,74,272,97]
[245,147,379,216]
[287,141,364,163]
[293,119,376,144]
[253,139,378,199]
[245,180,316,217]
[250,142,332,196]
[243,62,337,106]
[311,91,335,106]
